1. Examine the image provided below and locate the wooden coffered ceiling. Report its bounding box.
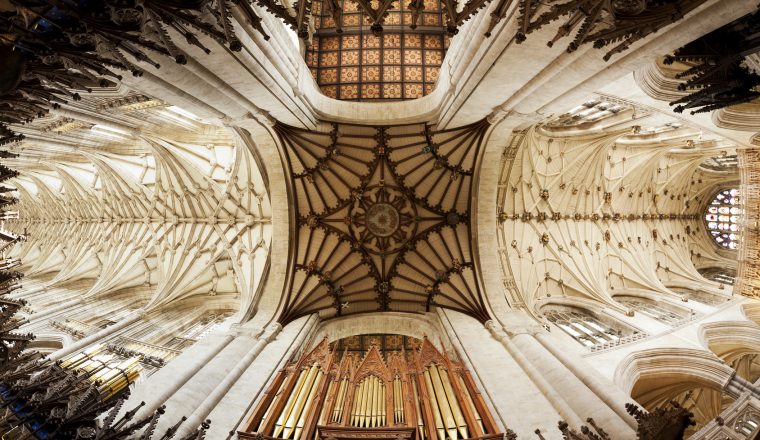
[275,119,491,324]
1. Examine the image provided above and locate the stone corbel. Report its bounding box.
[221,109,275,129]
[229,323,264,339]
[260,322,282,342]
[486,106,544,126]
[486,311,545,337]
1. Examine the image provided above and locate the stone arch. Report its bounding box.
[311,312,447,350]
[615,347,734,394]
[615,347,735,434]
[742,302,760,326]
[701,320,760,382]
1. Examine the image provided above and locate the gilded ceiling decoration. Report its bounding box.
[275,120,490,324]
[306,0,448,100]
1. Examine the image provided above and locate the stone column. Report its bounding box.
[172,323,282,438]
[725,372,760,400]
[534,332,638,429]
[437,308,567,438]
[485,321,585,429]
[48,309,145,361]
[125,331,236,418]
[207,314,319,439]
[509,330,635,437]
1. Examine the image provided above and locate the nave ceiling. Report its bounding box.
[496,99,739,321]
[4,88,272,321]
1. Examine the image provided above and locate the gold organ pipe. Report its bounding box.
[394,378,404,424]
[259,376,288,432]
[332,379,347,423]
[372,377,382,427]
[366,377,372,428]
[412,378,426,440]
[284,365,319,439]
[380,382,386,426]
[371,376,378,427]
[294,370,323,440]
[359,378,372,427]
[61,344,104,369]
[429,366,457,440]
[439,367,468,439]
[274,367,309,438]
[423,370,445,440]
[455,374,483,433]
[365,378,372,428]
[393,378,403,423]
[351,381,363,426]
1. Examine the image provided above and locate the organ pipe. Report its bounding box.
[412,378,426,440]
[243,337,500,440]
[423,369,446,440]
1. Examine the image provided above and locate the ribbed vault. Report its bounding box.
[276,119,490,323]
[5,90,272,320]
[496,101,738,317]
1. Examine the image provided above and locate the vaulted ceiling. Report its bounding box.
[5,89,272,319]
[496,100,738,317]
[275,119,491,323]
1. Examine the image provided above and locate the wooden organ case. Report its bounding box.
[240,335,501,440]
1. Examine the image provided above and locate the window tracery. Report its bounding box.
[616,296,690,327]
[734,409,760,437]
[701,154,739,171]
[669,287,729,306]
[542,99,630,132]
[544,307,636,348]
[705,188,742,249]
[699,267,736,285]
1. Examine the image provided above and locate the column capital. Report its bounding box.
[260,322,282,341]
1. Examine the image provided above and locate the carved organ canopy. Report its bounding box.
[241,334,500,440]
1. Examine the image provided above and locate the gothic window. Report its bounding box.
[544,307,634,348]
[543,99,629,132]
[699,267,736,285]
[669,287,728,306]
[734,409,760,437]
[701,154,738,171]
[616,296,690,326]
[305,0,447,101]
[164,313,229,350]
[705,188,742,249]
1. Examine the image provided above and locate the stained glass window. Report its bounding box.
[305,0,448,101]
[705,188,742,249]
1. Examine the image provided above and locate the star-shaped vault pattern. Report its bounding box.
[275,119,491,324]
